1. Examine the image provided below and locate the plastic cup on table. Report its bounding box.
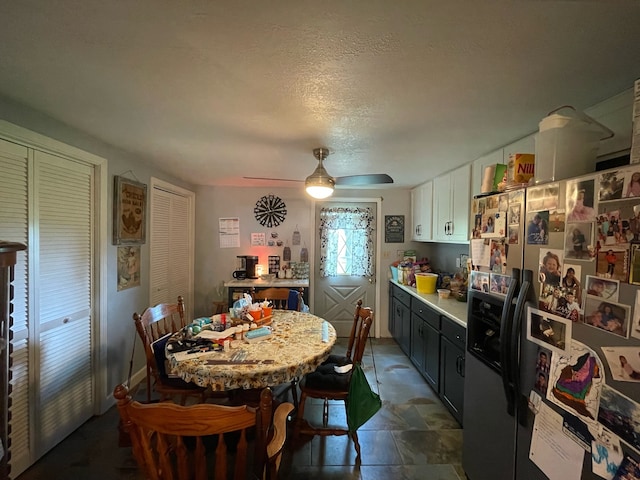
[249,310,262,321]
[262,306,273,317]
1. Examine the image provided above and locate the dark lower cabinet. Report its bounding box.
[389,281,465,425]
[393,296,411,356]
[423,321,440,390]
[390,283,411,356]
[410,299,440,391]
[439,317,466,425]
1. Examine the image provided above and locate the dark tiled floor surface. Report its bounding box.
[16,338,465,480]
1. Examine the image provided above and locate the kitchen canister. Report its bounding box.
[415,273,438,294]
[535,106,614,184]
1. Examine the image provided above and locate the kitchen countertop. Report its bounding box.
[390,280,468,328]
[224,278,310,288]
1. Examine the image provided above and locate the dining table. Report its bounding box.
[166,310,337,392]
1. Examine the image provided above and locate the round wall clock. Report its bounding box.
[254,194,287,228]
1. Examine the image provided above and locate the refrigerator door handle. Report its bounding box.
[509,280,532,423]
[499,268,520,417]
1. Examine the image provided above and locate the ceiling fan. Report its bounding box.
[244,147,394,199]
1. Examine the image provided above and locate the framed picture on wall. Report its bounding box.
[113,175,147,245]
[385,215,405,243]
[117,246,141,291]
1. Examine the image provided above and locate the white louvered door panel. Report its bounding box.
[150,191,170,306]
[0,139,31,475]
[34,151,94,456]
[150,187,190,315]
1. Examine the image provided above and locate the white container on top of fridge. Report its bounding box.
[535,106,614,184]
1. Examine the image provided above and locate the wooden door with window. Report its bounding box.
[313,202,376,337]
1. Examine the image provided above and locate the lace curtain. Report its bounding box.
[318,207,374,277]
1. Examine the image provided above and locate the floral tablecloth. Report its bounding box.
[166,311,337,391]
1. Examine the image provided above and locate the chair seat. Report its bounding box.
[303,362,353,391]
[322,354,351,366]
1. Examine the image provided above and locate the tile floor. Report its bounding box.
[16,338,465,480]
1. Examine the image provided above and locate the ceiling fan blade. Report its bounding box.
[335,174,394,186]
[243,176,303,182]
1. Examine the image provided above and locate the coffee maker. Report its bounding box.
[235,255,259,279]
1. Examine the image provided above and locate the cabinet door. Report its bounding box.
[411,181,432,241]
[449,164,471,242]
[392,296,410,355]
[423,322,440,390]
[440,336,465,425]
[391,297,401,343]
[388,283,395,336]
[420,181,432,241]
[399,301,411,356]
[411,185,424,240]
[434,165,471,242]
[433,173,452,241]
[410,314,425,371]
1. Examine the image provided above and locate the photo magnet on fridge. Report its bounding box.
[547,340,603,424]
[561,411,593,452]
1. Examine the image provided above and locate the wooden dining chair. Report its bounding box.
[133,296,208,405]
[253,288,303,311]
[323,299,368,366]
[293,301,374,464]
[114,384,294,480]
[253,287,304,407]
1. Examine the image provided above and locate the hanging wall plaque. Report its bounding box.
[385,215,405,243]
[254,194,287,228]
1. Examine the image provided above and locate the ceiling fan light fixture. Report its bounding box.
[305,167,335,199]
[305,148,335,199]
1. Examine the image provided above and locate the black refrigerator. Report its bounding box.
[463,166,640,480]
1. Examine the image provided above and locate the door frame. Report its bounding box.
[309,196,382,338]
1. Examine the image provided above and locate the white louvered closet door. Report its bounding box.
[150,184,192,318]
[33,151,94,457]
[0,139,30,475]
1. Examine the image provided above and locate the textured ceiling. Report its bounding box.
[1,1,639,189]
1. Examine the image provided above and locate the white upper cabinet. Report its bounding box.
[433,164,470,243]
[411,180,432,241]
